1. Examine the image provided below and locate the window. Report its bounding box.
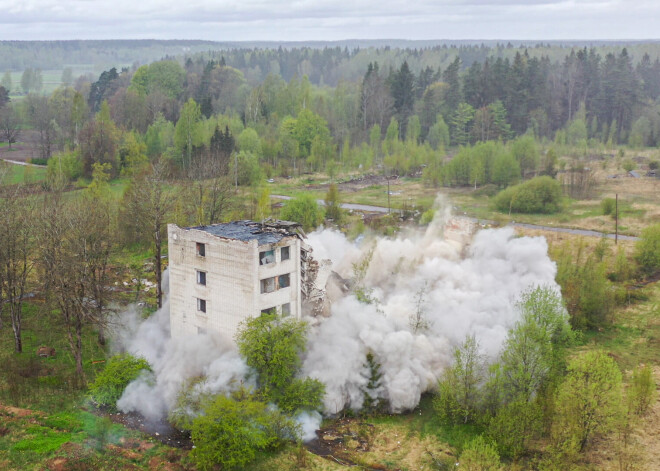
[261,307,276,316]
[281,303,291,317]
[260,277,276,294]
[281,246,290,261]
[196,242,206,257]
[259,249,275,265]
[197,298,207,313]
[278,273,290,289]
[196,270,206,286]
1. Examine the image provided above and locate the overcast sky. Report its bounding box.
[1,0,659,41]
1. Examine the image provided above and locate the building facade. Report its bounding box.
[167,220,306,340]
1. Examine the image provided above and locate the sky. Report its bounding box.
[1,0,659,41]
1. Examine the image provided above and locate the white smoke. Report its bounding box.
[114,271,251,422]
[302,203,559,414]
[112,198,559,435]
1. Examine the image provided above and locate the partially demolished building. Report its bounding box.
[167,220,327,339]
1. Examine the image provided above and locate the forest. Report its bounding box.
[0,39,659,470]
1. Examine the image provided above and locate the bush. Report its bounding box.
[493,176,562,214]
[46,151,83,186]
[634,223,660,276]
[88,354,151,409]
[601,197,616,216]
[190,391,295,471]
[628,365,656,416]
[280,193,324,232]
[458,435,501,471]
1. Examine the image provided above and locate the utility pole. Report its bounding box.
[615,193,618,245]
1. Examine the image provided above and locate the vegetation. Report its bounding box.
[88,354,151,409]
[190,390,295,471]
[1,39,660,471]
[493,176,563,214]
[634,223,660,276]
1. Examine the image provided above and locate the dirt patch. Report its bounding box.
[95,409,192,449]
[0,404,41,417]
[306,418,451,470]
[45,457,69,471]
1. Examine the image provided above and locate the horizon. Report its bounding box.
[3,0,660,42]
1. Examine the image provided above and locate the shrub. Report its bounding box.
[458,435,501,471]
[649,160,659,171]
[280,193,324,232]
[190,391,295,471]
[628,365,656,416]
[634,223,660,276]
[88,354,151,409]
[601,197,616,216]
[493,176,562,214]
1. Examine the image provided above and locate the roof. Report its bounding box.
[189,220,304,245]
[629,170,641,178]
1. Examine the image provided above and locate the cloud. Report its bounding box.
[0,1,657,41]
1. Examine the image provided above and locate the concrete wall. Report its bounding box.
[168,224,301,341]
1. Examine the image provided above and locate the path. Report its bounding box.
[1,158,46,167]
[271,195,640,241]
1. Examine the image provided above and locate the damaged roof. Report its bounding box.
[190,220,304,245]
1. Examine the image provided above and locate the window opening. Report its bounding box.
[259,250,275,265]
[278,273,290,289]
[196,242,206,257]
[260,277,276,294]
[196,270,206,285]
[281,303,291,317]
[197,298,207,313]
[281,246,290,261]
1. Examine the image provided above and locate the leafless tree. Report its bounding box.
[38,191,112,383]
[187,154,234,226]
[0,183,35,352]
[121,160,175,308]
[0,104,20,150]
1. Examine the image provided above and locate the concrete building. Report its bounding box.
[167,220,311,340]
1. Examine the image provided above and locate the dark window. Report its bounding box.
[197,270,206,285]
[281,303,291,317]
[281,246,290,261]
[260,277,276,294]
[259,250,275,265]
[196,242,205,257]
[261,307,276,316]
[197,298,206,313]
[278,273,290,289]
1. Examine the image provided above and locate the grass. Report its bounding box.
[0,162,47,185]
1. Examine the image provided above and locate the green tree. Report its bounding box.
[324,183,343,223]
[634,223,660,276]
[427,114,450,150]
[280,193,324,231]
[191,391,295,471]
[174,98,203,169]
[130,60,185,99]
[237,127,262,156]
[89,354,151,409]
[434,335,484,425]
[458,435,501,471]
[451,102,475,146]
[511,134,539,177]
[551,350,623,455]
[1,71,12,92]
[236,314,324,413]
